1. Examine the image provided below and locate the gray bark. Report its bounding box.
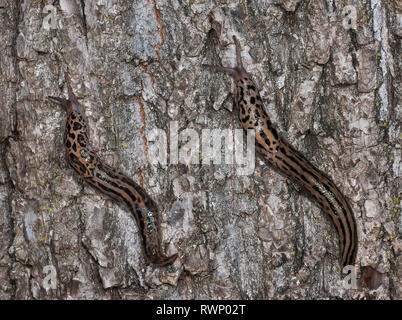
[0,0,401,299]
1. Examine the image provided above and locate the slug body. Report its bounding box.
[204,36,357,267]
[49,76,177,267]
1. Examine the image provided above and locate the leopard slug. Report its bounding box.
[48,75,177,267]
[203,36,357,267]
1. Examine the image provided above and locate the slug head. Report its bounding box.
[202,35,250,81]
[48,74,85,115]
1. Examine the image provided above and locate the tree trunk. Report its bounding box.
[0,0,400,299]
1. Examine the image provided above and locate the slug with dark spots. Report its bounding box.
[203,36,358,267]
[48,74,178,267]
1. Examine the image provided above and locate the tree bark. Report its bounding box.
[0,0,400,299]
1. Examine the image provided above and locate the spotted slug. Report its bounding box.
[203,36,357,267]
[48,75,177,267]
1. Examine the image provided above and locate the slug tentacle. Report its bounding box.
[203,35,358,267]
[203,36,250,81]
[48,96,68,107]
[49,75,177,267]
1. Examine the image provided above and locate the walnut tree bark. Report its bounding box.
[0,0,401,299]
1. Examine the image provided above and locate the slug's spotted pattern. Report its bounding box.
[49,76,177,267]
[203,36,358,267]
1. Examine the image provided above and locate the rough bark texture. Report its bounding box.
[0,0,401,300]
